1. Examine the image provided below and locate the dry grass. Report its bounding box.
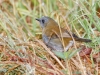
[0,0,100,75]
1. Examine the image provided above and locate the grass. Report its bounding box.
[0,0,100,75]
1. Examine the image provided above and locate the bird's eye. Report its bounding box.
[42,19,45,23]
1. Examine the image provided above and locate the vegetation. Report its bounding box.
[0,0,100,75]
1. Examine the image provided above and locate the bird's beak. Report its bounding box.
[36,18,40,22]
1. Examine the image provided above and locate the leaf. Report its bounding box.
[79,46,92,57]
[68,49,80,59]
[52,50,66,59]
[52,49,79,60]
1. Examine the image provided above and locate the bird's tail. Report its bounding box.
[75,38,91,42]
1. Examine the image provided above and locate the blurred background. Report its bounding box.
[0,0,100,75]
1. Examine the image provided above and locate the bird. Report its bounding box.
[36,16,91,52]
